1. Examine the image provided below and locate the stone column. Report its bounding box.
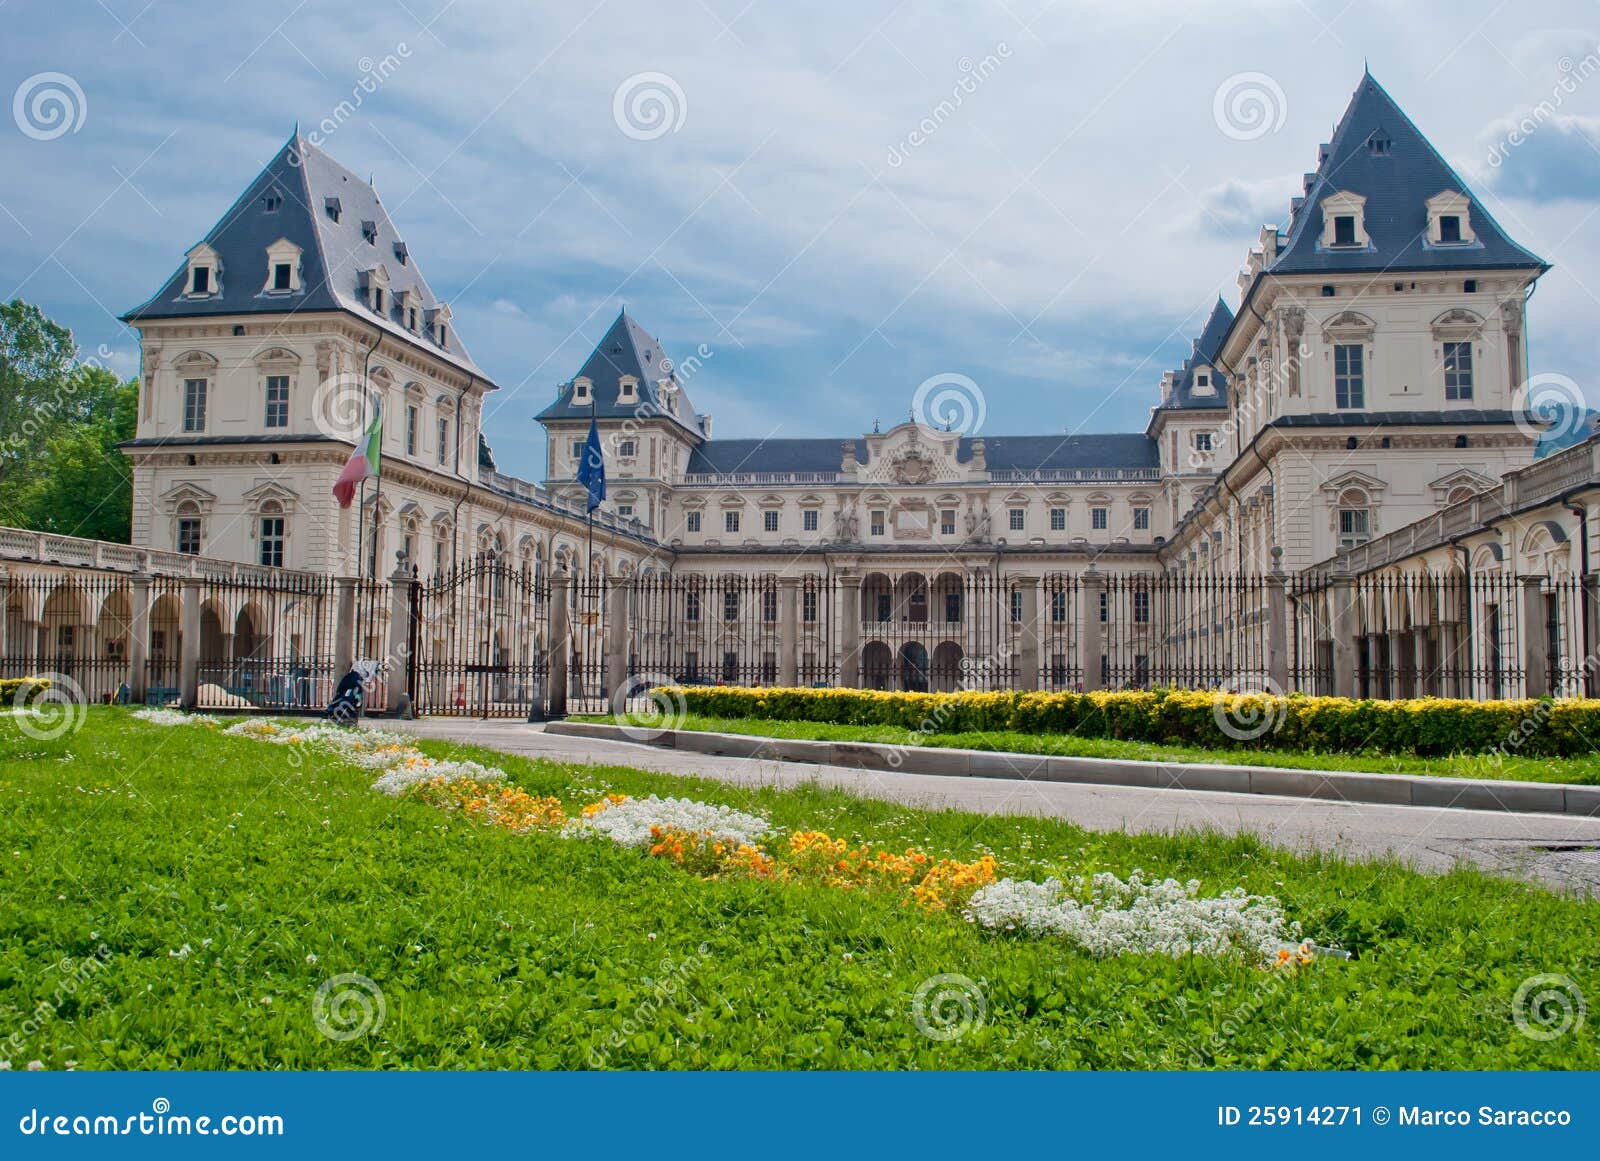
[178,577,202,709]
[1386,629,1405,699]
[1078,567,1105,692]
[1522,575,1549,698]
[1266,561,1289,694]
[384,561,414,716]
[1440,621,1462,699]
[1412,628,1430,698]
[839,573,862,688]
[548,571,571,718]
[1584,574,1599,698]
[333,577,357,679]
[1013,573,1041,692]
[1329,573,1357,699]
[778,576,799,687]
[127,571,150,704]
[603,574,630,708]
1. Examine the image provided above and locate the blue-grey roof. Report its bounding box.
[685,438,840,475]
[1269,73,1547,276]
[124,132,489,382]
[1155,297,1232,414]
[683,432,1159,475]
[1269,409,1523,428]
[537,310,706,438]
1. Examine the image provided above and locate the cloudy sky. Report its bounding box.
[4,0,1600,479]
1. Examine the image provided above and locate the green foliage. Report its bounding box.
[0,300,137,542]
[0,709,1596,1070]
[668,686,1600,761]
[0,677,50,705]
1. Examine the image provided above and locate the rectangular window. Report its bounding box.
[190,267,210,294]
[433,541,444,578]
[763,510,779,532]
[616,505,633,518]
[1099,591,1107,623]
[1049,508,1066,531]
[1133,590,1150,624]
[1443,341,1473,400]
[177,518,201,555]
[406,405,419,455]
[259,516,285,567]
[1010,590,1023,623]
[761,589,777,622]
[182,379,207,432]
[686,512,701,533]
[940,510,956,536]
[1335,344,1364,408]
[1193,432,1212,452]
[725,512,740,534]
[1051,589,1067,623]
[722,652,738,682]
[945,593,961,623]
[273,263,292,291]
[723,589,739,622]
[1333,215,1356,246]
[618,440,637,457]
[1339,508,1370,549]
[1091,507,1108,531]
[1009,508,1025,531]
[876,593,891,622]
[1133,507,1150,531]
[870,510,885,536]
[803,589,818,623]
[802,509,818,532]
[571,440,584,459]
[685,591,701,623]
[264,375,289,428]
[438,418,450,466]
[1439,215,1461,243]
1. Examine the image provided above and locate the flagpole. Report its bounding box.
[586,397,596,588]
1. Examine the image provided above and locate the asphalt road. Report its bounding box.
[390,719,1600,894]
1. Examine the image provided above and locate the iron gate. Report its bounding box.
[407,558,551,718]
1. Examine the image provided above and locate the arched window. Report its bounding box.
[258,501,286,568]
[1337,488,1371,550]
[175,501,203,555]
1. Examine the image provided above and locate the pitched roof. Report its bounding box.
[536,310,706,438]
[1154,297,1233,414]
[685,437,840,475]
[124,131,489,382]
[681,432,1159,476]
[1269,72,1547,276]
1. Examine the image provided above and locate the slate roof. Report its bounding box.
[536,310,706,439]
[682,432,1159,475]
[124,131,490,383]
[685,438,841,475]
[1268,409,1523,428]
[1269,72,1547,276]
[1154,297,1233,415]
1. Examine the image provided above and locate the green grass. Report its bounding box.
[1,708,1596,1069]
[579,712,1600,785]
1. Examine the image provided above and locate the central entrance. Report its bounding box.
[899,641,929,692]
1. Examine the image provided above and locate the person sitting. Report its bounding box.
[325,667,365,724]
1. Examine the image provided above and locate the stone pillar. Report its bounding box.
[1412,628,1430,698]
[1013,573,1041,691]
[178,577,202,709]
[1329,573,1356,699]
[603,574,630,708]
[385,561,414,715]
[778,576,800,687]
[127,572,150,704]
[548,571,571,718]
[1078,568,1105,692]
[333,578,357,679]
[1522,575,1549,698]
[839,573,862,688]
[1584,574,1599,698]
[1440,621,1462,699]
[0,568,9,667]
[1386,630,1405,699]
[1266,563,1289,693]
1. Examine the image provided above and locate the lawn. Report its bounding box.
[578,712,1600,785]
[0,707,1595,1070]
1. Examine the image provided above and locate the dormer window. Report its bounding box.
[263,192,282,212]
[361,220,378,245]
[1320,191,1367,249]
[361,266,390,315]
[393,241,408,265]
[272,263,291,291]
[573,378,591,404]
[183,243,221,298]
[425,304,452,349]
[1191,367,1216,397]
[618,376,638,402]
[1426,191,1475,246]
[398,289,420,331]
[1367,131,1391,156]
[263,238,302,295]
[190,267,211,294]
[324,197,341,223]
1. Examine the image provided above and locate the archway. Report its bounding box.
[899,641,929,693]
[861,641,893,689]
[930,641,964,692]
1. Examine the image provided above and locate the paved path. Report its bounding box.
[390,719,1600,894]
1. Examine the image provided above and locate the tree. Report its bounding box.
[0,300,138,542]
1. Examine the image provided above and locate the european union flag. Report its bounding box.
[577,418,606,512]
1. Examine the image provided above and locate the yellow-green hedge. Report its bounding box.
[0,676,52,706]
[666,685,1600,759]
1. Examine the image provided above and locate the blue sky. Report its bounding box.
[4,0,1600,480]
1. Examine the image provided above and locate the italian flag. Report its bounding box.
[333,413,381,508]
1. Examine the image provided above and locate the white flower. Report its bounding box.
[570,795,772,849]
[168,944,192,959]
[132,708,192,726]
[27,1061,43,1071]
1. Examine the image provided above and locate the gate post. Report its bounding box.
[385,558,414,716]
[603,574,629,709]
[839,573,862,688]
[779,576,800,686]
[1013,573,1041,691]
[1585,573,1599,698]
[1330,570,1357,699]
[1266,554,1290,694]
[1078,567,1105,692]
[0,567,9,671]
[178,577,202,709]
[549,570,571,718]
[333,577,357,679]
[127,569,151,704]
[1522,574,1549,698]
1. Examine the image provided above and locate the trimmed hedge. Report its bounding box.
[666,686,1600,759]
[0,676,51,706]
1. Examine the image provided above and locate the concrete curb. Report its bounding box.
[544,720,1600,818]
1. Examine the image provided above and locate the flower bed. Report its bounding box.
[664,685,1600,759]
